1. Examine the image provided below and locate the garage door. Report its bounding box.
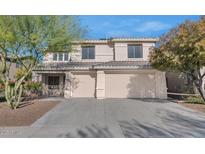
[105,73,156,98]
[71,72,96,97]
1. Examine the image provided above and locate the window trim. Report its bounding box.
[58,53,63,61]
[53,53,69,62]
[127,44,143,59]
[64,53,69,61]
[81,46,95,59]
[53,53,58,61]
[47,76,60,89]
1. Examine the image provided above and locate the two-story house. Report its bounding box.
[32,38,167,99]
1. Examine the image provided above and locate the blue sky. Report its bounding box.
[79,15,200,39]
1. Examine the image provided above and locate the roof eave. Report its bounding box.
[93,66,152,70]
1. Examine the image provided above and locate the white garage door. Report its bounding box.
[105,73,156,98]
[71,72,96,97]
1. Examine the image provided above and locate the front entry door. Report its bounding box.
[47,76,63,96]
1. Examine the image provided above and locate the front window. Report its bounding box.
[48,76,59,89]
[128,44,143,58]
[82,46,95,59]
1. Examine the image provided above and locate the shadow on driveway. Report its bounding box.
[119,110,205,138]
[57,124,114,138]
[56,110,205,138]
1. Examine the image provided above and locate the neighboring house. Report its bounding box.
[166,72,192,93]
[166,72,197,99]
[0,55,18,80]
[166,69,205,95]
[32,38,167,99]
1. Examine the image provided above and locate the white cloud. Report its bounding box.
[116,19,140,28]
[135,21,171,32]
[106,30,130,37]
[100,18,140,29]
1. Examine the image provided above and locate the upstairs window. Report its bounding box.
[64,53,69,61]
[52,53,69,61]
[128,44,143,58]
[53,53,58,61]
[59,53,63,61]
[82,46,95,59]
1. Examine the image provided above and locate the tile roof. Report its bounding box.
[93,61,151,69]
[34,61,152,71]
[72,37,158,44]
[111,37,159,42]
[34,62,102,71]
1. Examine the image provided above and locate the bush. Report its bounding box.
[16,68,32,81]
[181,85,195,94]
[0,79,5,93]
[23,81,42,97]
[185,96,205,104]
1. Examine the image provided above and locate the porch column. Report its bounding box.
[59,75,64,96]
[155,71,167,99]
[64,72,72,98]
[32,72,38,82]
[32,72,42,82]
[96,70,105,99]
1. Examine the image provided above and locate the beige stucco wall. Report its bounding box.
[44,43,114,62]
[155,71,167,99]
[114,42,155,61]
[71,71,96,97]
[166,72,188,93]
[97,69,167,99]
[37,39,168,99]
[35,69,167,99]
[105,72,156,98]
[43,41,155,62]
[9,62,17,80]
[96,71,105,99]
[103,70,167,99]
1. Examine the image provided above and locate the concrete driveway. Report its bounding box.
[1,98,205,138]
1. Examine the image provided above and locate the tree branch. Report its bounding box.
[202,72,205,79]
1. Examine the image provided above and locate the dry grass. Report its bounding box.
[0,100,59,127]
[179,102,205,113]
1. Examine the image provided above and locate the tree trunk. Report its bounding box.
[5,82,23,109]
[193,81,205,102]
[196,86,205,101]
[4,67,33,109]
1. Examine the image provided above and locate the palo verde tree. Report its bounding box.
[150,16,205,101]
[0,16,85,109]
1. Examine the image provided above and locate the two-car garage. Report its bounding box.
[70,70,163,99]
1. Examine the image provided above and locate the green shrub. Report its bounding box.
[0,79,4,93]
[23,81,42,96]
[181,85,195,94]
[185,96,205,104]
[16,68,32,81]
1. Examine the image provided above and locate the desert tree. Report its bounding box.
[150,16,205,101]
[0,16,85,109]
